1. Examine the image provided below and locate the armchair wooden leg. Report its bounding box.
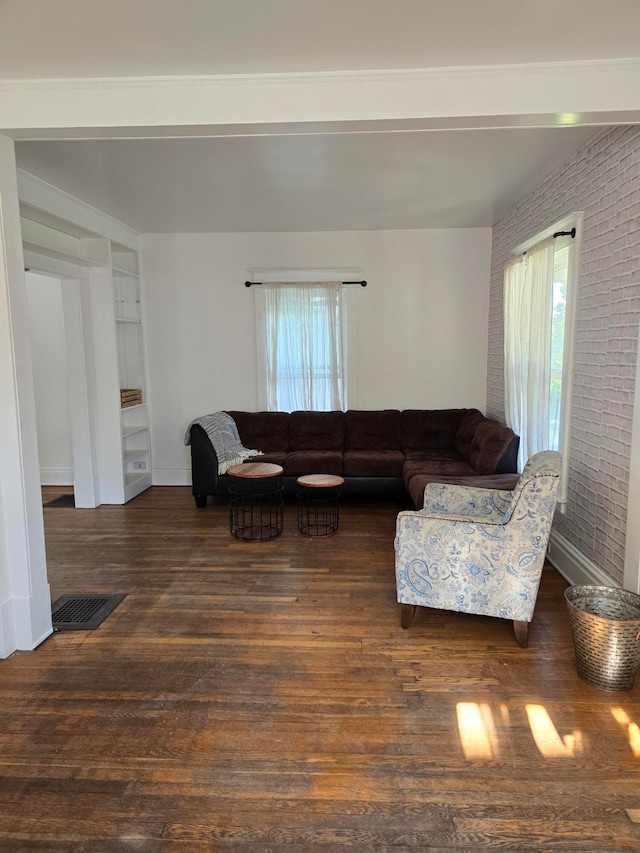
[401,604,417,629]
[513,620,529,648]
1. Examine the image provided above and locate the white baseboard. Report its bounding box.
[548,529,621,588]
[12,588,54,651]
[152,467,191,486]
[40,467,74,486]
[0,592,52,658]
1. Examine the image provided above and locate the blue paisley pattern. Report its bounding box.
[395,451,561,623]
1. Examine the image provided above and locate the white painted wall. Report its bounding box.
[141,228,492,485]
[25,272,74,485]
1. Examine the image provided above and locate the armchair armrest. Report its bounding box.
[398,508,507,527]
[421,482,513,522]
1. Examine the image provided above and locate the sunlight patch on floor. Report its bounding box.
[456,702,500,759]
[456,701,585,760]
[611,707,640,757]
[525,704,583,758]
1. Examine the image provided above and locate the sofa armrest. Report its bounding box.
[189,424,220,501]
[421,482,513,521]
[467,419,519,475]
[494,435,520,474]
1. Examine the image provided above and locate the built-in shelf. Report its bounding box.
[114,271,140,322]
[122,424,148,438]
[111,241,139,275]
[123,448,147,461]
[121,382,150,501]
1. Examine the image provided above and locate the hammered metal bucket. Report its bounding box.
[565,585,640,691]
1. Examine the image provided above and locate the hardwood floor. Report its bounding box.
[1,486,639,852]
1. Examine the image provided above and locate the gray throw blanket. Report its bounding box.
[184,411,262,474]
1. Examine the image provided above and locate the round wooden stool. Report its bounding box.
[296,474,345,537]
[228,462,284,541]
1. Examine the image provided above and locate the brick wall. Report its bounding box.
[487,125,640,584]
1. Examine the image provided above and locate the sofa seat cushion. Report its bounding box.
[406,472,520,510]
[343,450,405,478]
[403,450,477,482]
[345,410,401,450]
[283,451,344,477]
[228,411,289,453]
[289,411,345,451]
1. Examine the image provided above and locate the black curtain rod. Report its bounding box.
[523,227,576,255]
[245,280,367,287]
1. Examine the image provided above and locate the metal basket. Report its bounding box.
[565,585,640,691]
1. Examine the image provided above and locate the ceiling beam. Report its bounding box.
[1,59,640,139]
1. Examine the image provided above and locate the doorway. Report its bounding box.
[24,262,99,510]
[25,271,74,504]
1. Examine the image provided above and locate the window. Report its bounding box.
[257,281,349,412]
[550,242,571,452]
[504,218,580,504]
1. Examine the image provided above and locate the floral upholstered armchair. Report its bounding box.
[394,450,561,647]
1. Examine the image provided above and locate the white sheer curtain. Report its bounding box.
[263,281,346,412]
[504,237,555,470]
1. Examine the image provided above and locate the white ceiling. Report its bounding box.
[3,0,640,79]
[3,0,634,233]
[15,128,601,233]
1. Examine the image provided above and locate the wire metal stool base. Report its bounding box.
[297,488,340,537]
[229,479,284,541]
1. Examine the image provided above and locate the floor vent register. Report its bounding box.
[51,594,126,630]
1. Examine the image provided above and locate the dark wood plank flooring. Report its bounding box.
[0,486,639,852]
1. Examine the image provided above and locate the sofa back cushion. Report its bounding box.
[283,450,344,476]
[289,410,345,451]
[454,408,486,461]
[400,409,465,451]
[345,410,401,451]
[227,411,289,452]
[468,419,518,475]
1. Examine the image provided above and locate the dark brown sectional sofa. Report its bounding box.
[188,408,520,509]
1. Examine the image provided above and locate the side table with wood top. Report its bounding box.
[228,462,284,541]
[296,474,345,536]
